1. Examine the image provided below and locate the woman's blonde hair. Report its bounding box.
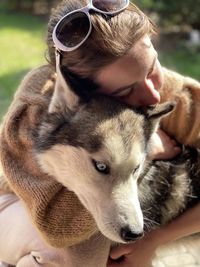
[47,0,156,82]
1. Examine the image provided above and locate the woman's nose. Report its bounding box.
[124,78,160,107]
[147,60,164,91]
[144,78,155,91]
[141,78,161,105]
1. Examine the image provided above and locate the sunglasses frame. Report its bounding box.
[52,0,129,52]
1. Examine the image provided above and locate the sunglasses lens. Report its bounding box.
[55,12,90,48]
[93,0,128,12]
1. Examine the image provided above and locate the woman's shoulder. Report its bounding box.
[4,64,57,112]
[15,64,56,98]
[162,67,200,91]
[26,64,55,81]
[1,64,57,137]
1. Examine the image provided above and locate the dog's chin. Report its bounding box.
[100,230,127,244]
[100,229,144,244]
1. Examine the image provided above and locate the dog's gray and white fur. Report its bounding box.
[33,70,200,266]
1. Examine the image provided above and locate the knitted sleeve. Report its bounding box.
[0,65,97,248]
[160,68,200,148]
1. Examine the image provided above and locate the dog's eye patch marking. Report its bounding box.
[92,159,110,175]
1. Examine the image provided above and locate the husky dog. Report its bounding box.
[33,67,200,266]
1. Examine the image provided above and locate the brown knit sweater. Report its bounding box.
[0,64,200,248]
[160,68,200,147]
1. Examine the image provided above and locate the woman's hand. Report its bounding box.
[107,233,158,267]
[148,128,181,160]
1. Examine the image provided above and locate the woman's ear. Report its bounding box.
[48,50,79,114]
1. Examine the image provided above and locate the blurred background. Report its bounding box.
[0,0,200,119]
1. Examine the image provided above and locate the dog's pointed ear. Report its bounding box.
[49,51,79,113]
[146,101,176,120]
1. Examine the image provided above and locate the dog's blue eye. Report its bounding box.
[92,160,110,175]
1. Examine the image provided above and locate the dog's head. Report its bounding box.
[34,66,175,243]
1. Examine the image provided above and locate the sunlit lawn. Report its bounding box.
[160,46,200,80]
[0,12,46,119]
[0,12,200,120]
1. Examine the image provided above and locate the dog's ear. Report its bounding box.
[146,101,176,120]
[142,101,176,143]
[49,51,79,114]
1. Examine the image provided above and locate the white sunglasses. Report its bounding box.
[52,0,129,52]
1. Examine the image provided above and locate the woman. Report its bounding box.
[0,0,200,266]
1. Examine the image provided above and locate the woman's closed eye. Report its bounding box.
[114,87,134,97]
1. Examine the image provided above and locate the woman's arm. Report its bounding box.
[108,203,200,267]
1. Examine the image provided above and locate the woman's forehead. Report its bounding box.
[126,35,154,67]
[95,36,155,90]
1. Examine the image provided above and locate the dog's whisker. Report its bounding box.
[144,217,159,225]
[143,216,159,228]
[142,207,153,213]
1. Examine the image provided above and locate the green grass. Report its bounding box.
[159,46,200,80]
[0,12,200,119]
[0,12,47,118]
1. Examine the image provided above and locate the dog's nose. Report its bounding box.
[120,226,144,242]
